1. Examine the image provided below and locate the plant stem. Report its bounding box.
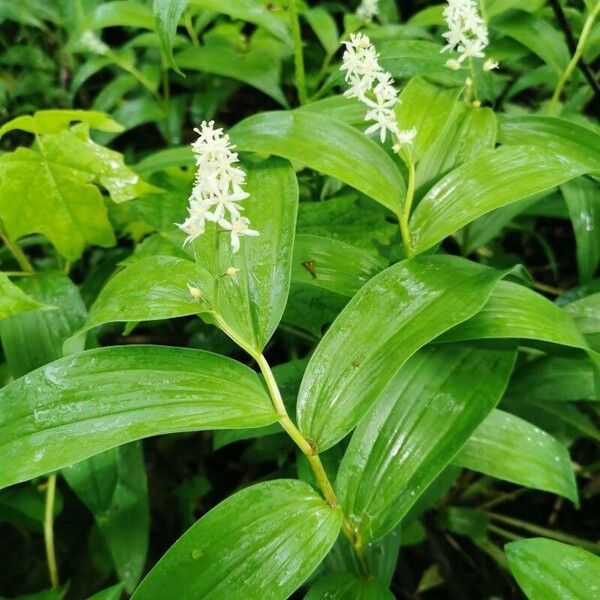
[44,474,59,589]
[468,58,480,105]
[0,222,34,273]
[256,352,370,577]
[288,0,308,105]
[399,156,416,259]
[548,2,600,114]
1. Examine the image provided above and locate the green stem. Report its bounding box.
[0,221,34,273]
[184,10,199,46]
[44,474,59,589]
[288,0,308,105]
[255,352,370,577]
[468,57,480,105]
[399,156,416,259]
[548,2,600,114]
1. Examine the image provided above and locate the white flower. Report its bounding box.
[441,0,489,64]
[356,0,379,22]
[483,58,499,71]
[340,34,415,147]
[177,121,258,251]
[219,217,260,254]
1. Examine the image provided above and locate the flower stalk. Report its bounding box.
[288,0,308,105]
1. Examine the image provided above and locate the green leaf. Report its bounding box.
[86,584,125,600]
[0,125,152,260]
[0,272,86,378]
[153,0,188,73]
[303,6,339,54]
[0,345,276,489]
[336,343,516,542]
[506,538,600,600]
[440,281,593,358]
[90,1,155,30]
[131,480,342,600]
[305,572,394,599]
[508,356,598,402]
[63,443,149,593]
[0,109,123,138]
[564,292,600,349]
[175,32,289,106]
[292,234,385,298]
[188,0,292,46]
[416,104,497,191]
[297,255,509,451]
[395,77,461,162]
[83,256,214,332]
[0,273,50,321]
[498,116,600,174]
[231,111,406,216]
[454,410,577,502]
[192,157,298,353]
[562,178,600,283]
[410,145,597,255]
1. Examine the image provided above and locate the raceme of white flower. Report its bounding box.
[441,0,489,64]
[356,0,379,22]
[340,33,416,147]
[177,121,259,253]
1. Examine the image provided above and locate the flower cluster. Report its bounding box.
[441,0,489,64]
[340,33,415,147]
[356,0,379,23]
[178,121,259,253]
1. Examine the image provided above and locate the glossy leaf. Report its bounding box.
[84,256,213,332]
[90,1,155,30]
[303,6,338,54]
[192,157,298,352]
[63,444,149,593]
[454,410,577,502]
[440,281,593,358]
[153,0,188,73]
[0,273,50,321]
[131,480,342,600]
[297,255,508,451]
[498,116,600,173]
[305,572,394,599]
[562,178,600,282]
[395,77,461,162]
[230,111,405,216]
[0,345,276,489]
[410,145,597,255]
[506,538,600,600]
[87,584,125,600]
[0,272,86,378]
[336,343,516,541]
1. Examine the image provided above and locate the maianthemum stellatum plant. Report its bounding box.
[1,0,600,598]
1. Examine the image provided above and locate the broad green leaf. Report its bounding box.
[440,281,593,358]
[153,0,188,73]
[498,116,600,174]
[87,584,125,600]
[91,1,155,30]
[303,6,338,54]
[192,157,298,353]
[410,145,597,255]
[454,410,577,502]
[305,572,394,599]
[506,538,600,600]
[395,77,461,162]
[189,0,292,46]
[297,255,508,451]
[83,256,214,332]
[336,343,516,542]
[292,234,385,298]
[175,31,288,106]
[231,111,405,216]
[492,11,569,74]
[0,272,86,378]
[0,273,50,321]
[135,146,193,176]
[562,178,600,282]
[508,356,598,402]
[63,444,149,593]
[131,480,342,600]
[300,96,366,127]
[483,0,546,19]
[416,104,497,191]
[0,125,152,260]
[0,109,123,137]
[0,345,276,489]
